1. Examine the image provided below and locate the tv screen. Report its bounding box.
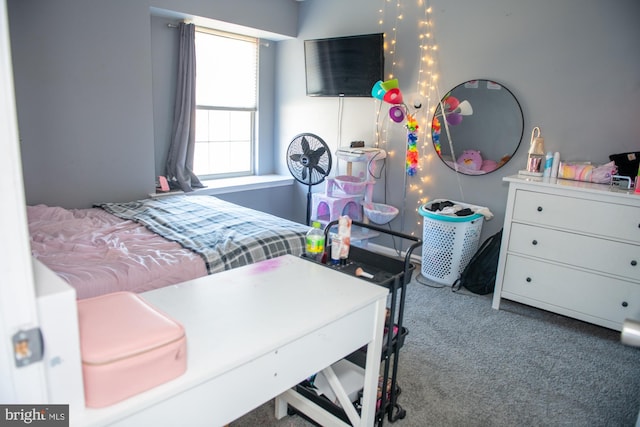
[304,33,385,97]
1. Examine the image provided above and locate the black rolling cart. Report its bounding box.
[296,220,421,426]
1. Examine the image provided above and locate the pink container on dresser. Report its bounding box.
[77,291,187,408]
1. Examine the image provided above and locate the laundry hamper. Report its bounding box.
[418,200,485,285]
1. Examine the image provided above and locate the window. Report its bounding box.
[194,28,258,179]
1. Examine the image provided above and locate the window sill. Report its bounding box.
[151,174,294,198]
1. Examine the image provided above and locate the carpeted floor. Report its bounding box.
[231,273,640,427]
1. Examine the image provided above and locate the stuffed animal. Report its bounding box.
[497,155,511,167]
[480,159,498,173]
[456,150,483,171]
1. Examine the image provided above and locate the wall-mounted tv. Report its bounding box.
[304,33,385,97]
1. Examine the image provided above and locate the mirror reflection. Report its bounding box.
[432,79,524,175]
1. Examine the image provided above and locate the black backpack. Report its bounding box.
[452,229,503,295]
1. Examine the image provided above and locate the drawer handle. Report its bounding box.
[537,206,543,212]
[526,277,532,283]
[622,301,629,308]
[532,240,538,246]
[632,260,638,267]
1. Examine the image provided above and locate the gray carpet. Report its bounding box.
[231,274,640,426]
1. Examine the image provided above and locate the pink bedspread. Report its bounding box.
[27,205,208,299]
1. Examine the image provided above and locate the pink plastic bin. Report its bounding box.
[77,291,187,408]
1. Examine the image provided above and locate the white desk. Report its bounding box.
[71,254,388,426]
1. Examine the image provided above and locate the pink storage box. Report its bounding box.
[77,291,187,408]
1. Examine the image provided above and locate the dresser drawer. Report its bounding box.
[502,255,640,327]
[512,190,640,243]
[508,223,640,281]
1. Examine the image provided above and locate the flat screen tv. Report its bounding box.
[304,33,385,97]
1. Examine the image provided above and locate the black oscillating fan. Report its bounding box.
[286,133,332,225]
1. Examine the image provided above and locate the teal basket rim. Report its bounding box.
[418,204,483,222]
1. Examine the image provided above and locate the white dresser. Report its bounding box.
[492,175,640,331]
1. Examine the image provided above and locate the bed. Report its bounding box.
[27,195,310,299]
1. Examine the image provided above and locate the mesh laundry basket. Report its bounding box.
[418,200,485,285]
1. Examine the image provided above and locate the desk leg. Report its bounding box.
[275,297,387,426]
[359,297,387,426]
[274,394,288,420]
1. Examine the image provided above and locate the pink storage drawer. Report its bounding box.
[77,291,187,408]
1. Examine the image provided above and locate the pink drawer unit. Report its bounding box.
[77,291,187,408]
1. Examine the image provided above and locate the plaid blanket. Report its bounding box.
[97,195,309,274]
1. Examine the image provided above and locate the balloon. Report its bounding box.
[383,88,403,104]
[446,113,463,126]
[389,106,405,123]
[371,81,386,100]
[380,79,399,91]
[443,96,459,112]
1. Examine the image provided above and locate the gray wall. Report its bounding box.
[8,0,298,209]
[215,185,294,220]
[9,0,640,243]
[10,0,156,208]
[276,0,640,241]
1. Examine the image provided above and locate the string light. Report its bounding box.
[373,0,442,234]
[410,0,441,222]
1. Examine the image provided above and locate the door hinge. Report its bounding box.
[12,327,43,367]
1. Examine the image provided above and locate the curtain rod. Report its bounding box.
[166,23,270,46]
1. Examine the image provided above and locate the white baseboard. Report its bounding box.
[362,242,422,266]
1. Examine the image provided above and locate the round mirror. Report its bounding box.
[431,79,524,175]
